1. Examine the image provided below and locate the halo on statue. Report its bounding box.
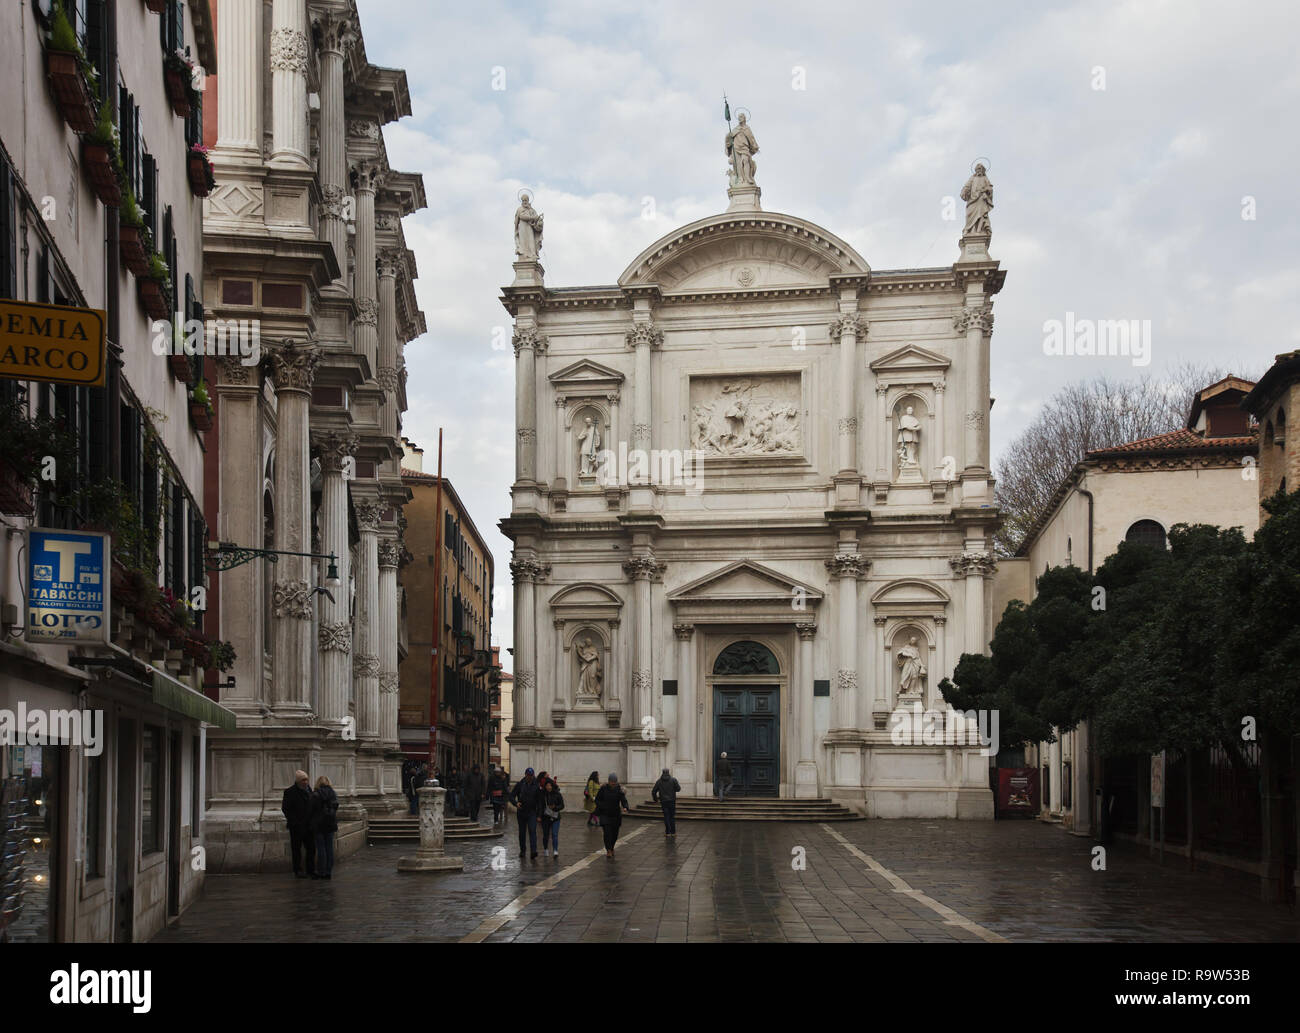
[970,156,992,173]
[516,187,536,203]
[735,106,752,121]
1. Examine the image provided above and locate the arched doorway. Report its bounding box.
[711,640,781,797]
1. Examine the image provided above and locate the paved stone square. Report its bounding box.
[154,815,1300,943]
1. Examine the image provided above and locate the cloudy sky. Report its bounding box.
[357,0,1300,667]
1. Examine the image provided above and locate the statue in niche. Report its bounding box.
[725,112,759,186]
[577,415,601,477]
[897,636,927,695]
[960,164,993,238]
[514,193,544,259]
[576,637,603,699]
[896,405,922,469]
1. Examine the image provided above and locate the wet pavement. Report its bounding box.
[154,814,1300,943]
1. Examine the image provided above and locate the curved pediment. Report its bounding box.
[870,579,951,608]
[549,582,623,608]
[619,212,869,293]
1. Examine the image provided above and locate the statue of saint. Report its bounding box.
[896,405,921,469]
[725,113,759,186]
[897,636,927,695]
[577,416,601,476]
[576,637,603,698]
[514,193,544,259]
[960,164,993,238]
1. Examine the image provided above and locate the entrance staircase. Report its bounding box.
[366,814,503,844]
[629,796,862,822]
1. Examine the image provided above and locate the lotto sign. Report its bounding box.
[25,529,110,643]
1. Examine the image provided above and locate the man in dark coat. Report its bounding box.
[651,767,681,837]
[594,773,631,857]
[463,764,486,824]
[716,752,734,802]
[281,769,315,877]
[488,766,509,825]
[509,767,543,859]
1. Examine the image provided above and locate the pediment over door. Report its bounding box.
[869,343,951,380]
[668,560,822,625]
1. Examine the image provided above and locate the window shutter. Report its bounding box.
[0,162,15,299]
[142,154,157,240]
[36,246,51,303]
[176,2,185,54]
[85,1,107,98]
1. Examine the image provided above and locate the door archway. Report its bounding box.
[710,639,781,797]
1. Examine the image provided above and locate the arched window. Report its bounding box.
[713,640,779,675]
[1125,519,1167,550]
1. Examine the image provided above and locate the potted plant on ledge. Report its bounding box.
[145,0,168,13]
[189,380,213,432]
[163,50,198,117]
[186,144,215,197]
[138,251,172,321]
[82,99,123,207]
[45,3,99,133]
[118,191,151,276]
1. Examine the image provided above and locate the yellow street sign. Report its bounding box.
[0,298,107,387]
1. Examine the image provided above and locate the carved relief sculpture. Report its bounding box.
[690,375,801,457]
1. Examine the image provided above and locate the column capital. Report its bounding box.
[313,432,359,473]
[269,26,310,75]
[949,550,996,577]
[828,315,868,340]
[512,327,548,355]
[311,11,355,57]
[824,553,871,579]
[350,160,385,193]
[673,623,695,640]
[376,247,404,280]
[623,556,666,582]
[509,558,551,583]
[216,354,257,388]
[625,321,664,350]
[267,339,320,393]
[354,501,382,532]
[953,304,994,334]
[378,542,402,569]
[795,622,818,640]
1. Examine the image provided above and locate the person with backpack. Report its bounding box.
[539,777,565,857]
[593,773,631,858]
[651,767,681,837]
[463,764,486,824]
[583,771,601,828]
[509,767,543,859]
[488,766,509,825]
[309,775,340,879]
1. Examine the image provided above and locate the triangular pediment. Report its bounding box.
[869,343,951,373]
[549,359,625,386]
[668,560,822,604]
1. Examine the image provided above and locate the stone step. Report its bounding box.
[629,798,861,821]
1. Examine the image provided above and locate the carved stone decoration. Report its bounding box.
[378,542,402,569]
[272,579,314,620]
[268,339,320,393]
[896,405,922,469]
[312,12,355,56]
[354,501,382,531]
[713,640,779,675]
[354,296,378,327]
[350,161,384,193]
[375,212,399,231]
[512,328,548,356]
[376,367,400,393]
[514,194,544,259]
[949,551,997,577]
[319,621,353,653]
[632,670,653,696]
[838,416,858,435]
[632,423,651,442]
[837,669,859,692]
[313,432,359,473]
[509,558,550,583]
[824,554,871,579]
[960,164,993,238]
[827,315,868,341]
[269,27,310,75]
[897,636,927,695]
[673,623,695,640]
[379,672,400,695]
[795,622,818,640]
[625,323,664,350]
[216,355,253,387]
[964,410,986,430]
[575,637,603,699]
[347,119,380,140]
[515,670,536,692]
[954,305,995,334]
[376,247,403,280]
[622,556,665,582]
[318,183,347,220]
[353,654,381,678]
[690,374,801,457]
[517,428,536,443]
[724,112,759,187]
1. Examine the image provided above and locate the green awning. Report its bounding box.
[151,671,236,730]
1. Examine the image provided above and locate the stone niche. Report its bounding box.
[689,372,803,459]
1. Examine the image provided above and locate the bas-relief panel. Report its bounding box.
[689,373,801,457]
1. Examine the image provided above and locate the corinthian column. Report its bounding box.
[673,623,696,792]
[314,432,357,731]
[950,551,996,657]
[269,0,310,167]
[623,555,663,725]
[352,501,382,740]
[824,549,869,733]
[512,328,545,483]
[795,622,818,798]
[509,558,547,729]
[351,162,383,371]
[268,339,319,720]
[829,314,866,475]
[955,303,993,474]
[215,0,262,157]
[625,320,663,479]
[378,539,402,746]
[376,249,402,438]
[313,12,352,281]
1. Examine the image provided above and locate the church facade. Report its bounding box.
[501,133,1003,817]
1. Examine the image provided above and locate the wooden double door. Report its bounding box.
[712,685,779,797]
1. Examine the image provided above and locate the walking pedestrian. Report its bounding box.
[539,777,565,857]
[584,771,601,828]
[509,767,543,859]
[716,752,733,802]
[280,770,315,878]
[652,767,681,837]
[488,766,509,825]
[309,775,340,879]
[447,765,462,815]
[464,763,486,824]
[593,773,630,858]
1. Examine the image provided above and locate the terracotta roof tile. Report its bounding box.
[1085,428,1255,458]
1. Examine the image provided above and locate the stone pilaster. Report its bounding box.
[795,622,819,798]
[376,249,402,438]
[378,539,402,747]
[352,501,382,741]
[512,329,546,483]
[313,432,357,731]
[950,551,996,657]
[673,623,696,792]
[351,162,383,371]
[269,0,310,166]
[625,320,663,462]
[509,557,549,730]
[215,0,262,158]
[829,314,867,475]
[954,303,994,475]
[623,555,664,724]
[268,340,319,721]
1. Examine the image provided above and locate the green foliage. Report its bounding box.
[120,190,144,229]
[47,3,80,54]
[191,380,210,408]
[0,399,80,490]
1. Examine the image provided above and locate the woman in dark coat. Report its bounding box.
[538,778,565,857]
[309,775,340,879]
[593,773,631,857]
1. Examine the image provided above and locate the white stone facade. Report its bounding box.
[502,181,1002,817]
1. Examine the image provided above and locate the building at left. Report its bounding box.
[1,0,230,942]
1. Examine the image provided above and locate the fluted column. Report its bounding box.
[269,0,310,166]
[268,340,319,720]
[825,550,869,732]
[314,12,352,280]
[951,551,995,656]
[351,163,382,371]
[215,0,262,156]
[624,555,662,726]
[829,315,866,474]
[626,321,663,478]
[314,433,357,730]
[795,622,818,797]
[353,501,382,740]
[673,623,696,792]
[512,329,545,483]
[955,303,993,473]
[509,558,547,730]
[376,249,401,438]
[378,539,401,746]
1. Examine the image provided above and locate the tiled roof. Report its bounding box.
[1085,428,1255,458]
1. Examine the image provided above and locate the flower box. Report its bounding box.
[46,50,97,134]
[145,0,168,13]
[164,67,191,118]
[187,150,214,197]
[189,402,213,432]
[169,353,194,383]
[0,460,34,516]
[81,142,122,206]
[118,224,149,276]
[137,277,170,321]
